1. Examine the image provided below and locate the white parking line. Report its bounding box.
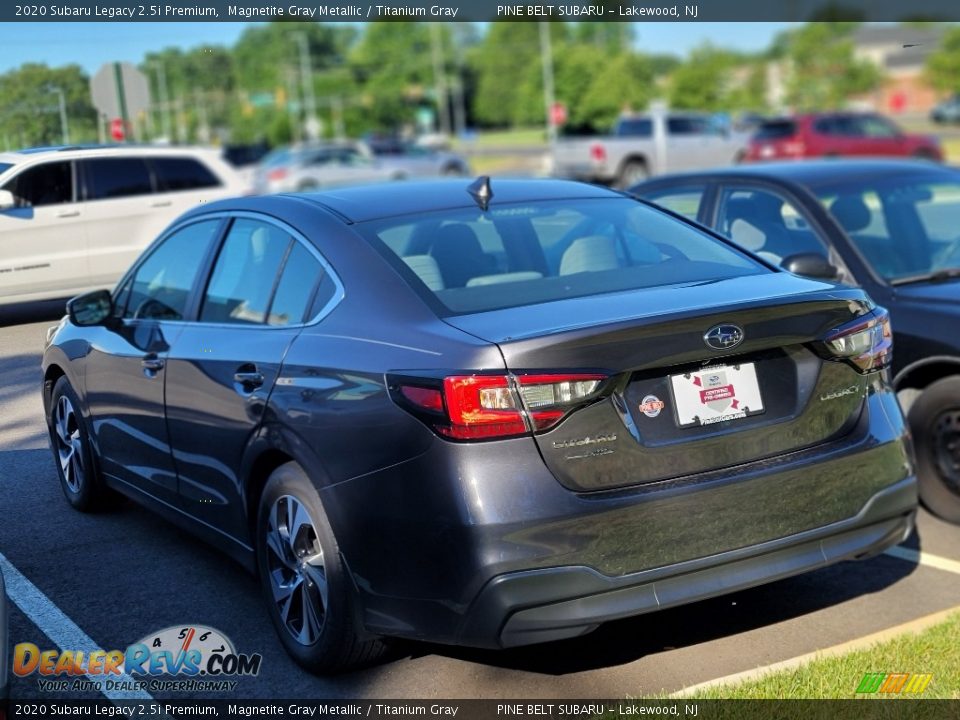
[669,604,960,697]
[884,546,960,575]
[0,551,155,702]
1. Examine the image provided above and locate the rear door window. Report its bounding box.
[83,157,154,200]
[1,161,73,206]
[754,121,797,140]
[667,116,711,136]
[200,219,290,325]
[152,157,221,191]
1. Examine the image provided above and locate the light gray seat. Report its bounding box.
[559,235,620,275]
[402,255,445,291]
[466,271,543,287]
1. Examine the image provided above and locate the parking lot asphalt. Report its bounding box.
[1,307,959,700]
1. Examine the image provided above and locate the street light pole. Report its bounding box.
[293,32,319,140]
[429,23,451,137]
[539,21,557,146]
[50,87,70,145]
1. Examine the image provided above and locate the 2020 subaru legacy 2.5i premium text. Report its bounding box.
[41,178,917,672]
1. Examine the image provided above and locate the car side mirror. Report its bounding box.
[67,289,114,326]
[0,189,15,210]
[781,253,838,280]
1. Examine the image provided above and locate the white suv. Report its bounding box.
[0,145,247,306]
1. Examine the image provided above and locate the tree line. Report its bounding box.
[2,21,959,150]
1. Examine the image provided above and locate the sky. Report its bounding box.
[0,22,796,75]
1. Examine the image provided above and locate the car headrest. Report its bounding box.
[829,196,871,234]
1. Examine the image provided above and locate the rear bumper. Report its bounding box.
[323,383,916,648]
[459,478,915,648]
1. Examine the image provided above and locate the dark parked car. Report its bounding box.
[633,160,960,523]
[742,113,942,163]
[43,179,916,673]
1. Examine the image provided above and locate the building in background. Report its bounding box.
[852,25,945,114]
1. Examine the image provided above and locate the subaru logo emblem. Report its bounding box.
[704,324,744,351]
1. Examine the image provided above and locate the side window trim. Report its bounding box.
[188,211,345,329]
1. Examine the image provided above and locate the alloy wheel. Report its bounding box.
[933,409,960,496]
[54,395,85,493]
[265,495,329,646]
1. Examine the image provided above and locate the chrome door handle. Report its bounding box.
[233,371,265,388]
[141,357,165,371]
[57,210,80,218]
[150,201,173,208]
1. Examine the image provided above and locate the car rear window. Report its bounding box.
[358,198,766,316]
[754,121,797,140]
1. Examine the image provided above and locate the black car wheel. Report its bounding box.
[49,376,113,512]
[909,376,960,523]
[256,462,386,673]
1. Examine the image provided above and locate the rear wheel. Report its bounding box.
[48,376,114,512]
[616,160,648,190]
[912,148,938,162]
[908,376,960,523]
[256,462,387,673]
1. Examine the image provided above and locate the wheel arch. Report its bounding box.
[240,424,334,547]
[894,356,960,393]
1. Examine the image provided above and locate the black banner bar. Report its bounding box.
[5,0,960,23]
[4,700,960,719]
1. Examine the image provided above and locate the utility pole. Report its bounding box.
[539,21,557,146]
[293,32,319,140]
[429,23,451,136]
[151,61,173,142]
[50,87,70,144]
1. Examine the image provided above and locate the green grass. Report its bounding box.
[455,127,548,149]
[678,613,960,699]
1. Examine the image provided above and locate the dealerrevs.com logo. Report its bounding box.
[855,672,933,695]
[14,625,263,693]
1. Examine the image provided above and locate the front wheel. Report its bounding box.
[256,462,387,673]
[48,376,114,512]
[908,376,960,524]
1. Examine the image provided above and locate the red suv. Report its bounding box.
[743,113,942,162]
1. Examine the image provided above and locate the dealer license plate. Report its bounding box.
[669,363,765,428]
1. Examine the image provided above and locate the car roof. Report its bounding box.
[284,178,623,223]
[637,159,957,191]
[0,144,222,165]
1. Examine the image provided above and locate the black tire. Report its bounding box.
[912,149,938,162]
[441,163,466,177]
[908,376,960,524]
[297,181,318,191]
[616,160,648,190]
[48,376,114,512]
[256,462,387,673]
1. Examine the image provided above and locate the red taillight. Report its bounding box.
[267,168,288,182]
[821,308,892,373]
[395,373,607,441]
[589,143,607,164]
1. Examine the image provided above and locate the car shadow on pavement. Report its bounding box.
[412,542,921,675]
[0,299,67,328]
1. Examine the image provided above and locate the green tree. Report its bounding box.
[925,26,960,95]
[0,63,97,147]
[668,44,738,111]
[578,53,656,130]
[783,23,882,110]
[469,22,547,127]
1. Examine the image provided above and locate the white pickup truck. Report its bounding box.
[552,111,749,188]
